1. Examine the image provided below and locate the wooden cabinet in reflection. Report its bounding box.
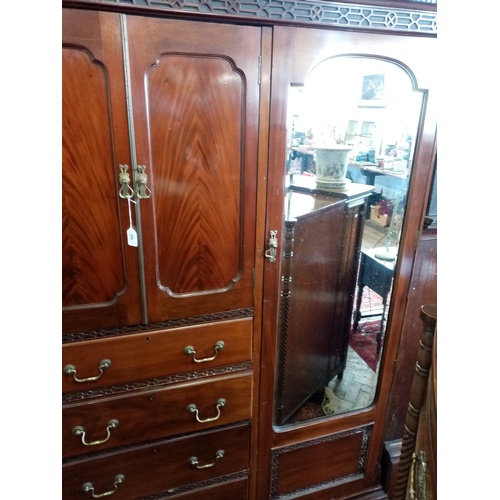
[275,181,373,424]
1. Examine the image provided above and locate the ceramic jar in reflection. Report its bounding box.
[314,145,353,188]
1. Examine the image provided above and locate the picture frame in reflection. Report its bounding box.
[359,73,385,107]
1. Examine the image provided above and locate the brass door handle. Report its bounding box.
[264,230,278,263]
[135,165,151,199]
[118,164,134,199]
[409,451,427,500]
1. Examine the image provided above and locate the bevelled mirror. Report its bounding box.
[273,56,423,426]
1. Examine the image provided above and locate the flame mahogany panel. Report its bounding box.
[148,55,242,295]
[62,10,142,333]
[62,50,123,306]
[126,16,261,322]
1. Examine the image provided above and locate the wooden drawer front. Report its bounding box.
[63,372,252,458]
[63,424,250,500]
[271,425,372,497]
[168,477,248,499]
[63,318,252,394]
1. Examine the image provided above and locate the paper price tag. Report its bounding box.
[126,198,138,247]
[127,227,138,247]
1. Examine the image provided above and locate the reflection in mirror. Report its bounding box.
[274,57,423,426]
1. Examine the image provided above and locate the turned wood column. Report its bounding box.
[392,304,437,500]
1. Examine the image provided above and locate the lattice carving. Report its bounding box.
[67,0,436,34]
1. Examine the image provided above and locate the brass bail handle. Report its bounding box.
[183,340,225,363]
[264,230,278,263]
[118,164,134,199]
[72,419,119,446]
[63,359,111,383]
[186,398,226,423]
[81,474,125,498]
[189,449,225,469]
[135,165,152,199]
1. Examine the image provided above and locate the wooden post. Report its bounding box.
[392,304,437,499]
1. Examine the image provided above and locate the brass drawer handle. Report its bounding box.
[189,449,225,469]
[72,419,119,446]
[81,474,125,498]
[63,359,112,383]
[183,340,225,363]
[186,398,226,423]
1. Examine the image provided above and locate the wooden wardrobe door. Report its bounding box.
[125,17,261,323]
[276,194,346,424]
[62,10,142,333]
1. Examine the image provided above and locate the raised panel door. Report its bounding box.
[62,9,142,333]
[125,16,261,323]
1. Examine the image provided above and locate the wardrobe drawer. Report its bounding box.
[62,423,250,500]
[62,318,252,394]
[63,372,252,458]
[167,477,249,499]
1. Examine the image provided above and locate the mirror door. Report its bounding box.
[273,57,423,425]
[255,25,437,499]
[260,27,437,429]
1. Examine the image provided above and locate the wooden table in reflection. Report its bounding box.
[353,247,396,353]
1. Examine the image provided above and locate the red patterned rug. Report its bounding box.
[349,320,382,372]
